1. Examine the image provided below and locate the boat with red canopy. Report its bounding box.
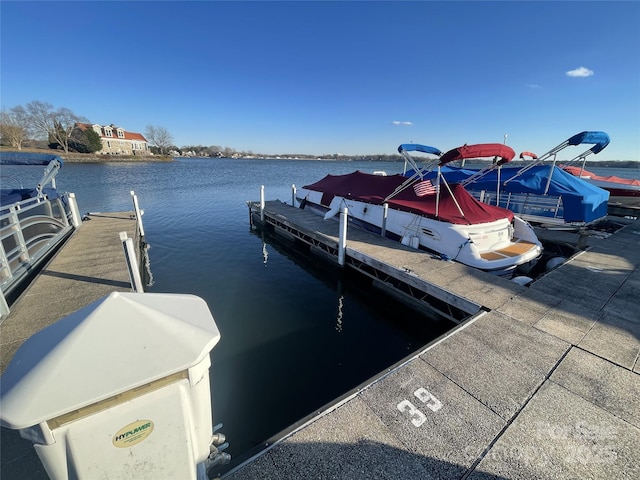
[296,144,542,276]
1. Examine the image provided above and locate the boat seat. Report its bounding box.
[1,189,38,206]
[479,240,538,260]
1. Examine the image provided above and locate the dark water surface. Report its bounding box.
[50,158,454,472]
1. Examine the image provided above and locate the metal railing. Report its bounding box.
[473,190,566,224]
[0,192,81,320]
[1,190,149,321]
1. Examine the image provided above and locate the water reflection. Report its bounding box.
[140,240,155,287]
[335,282,344,333]
[262,240,269,266]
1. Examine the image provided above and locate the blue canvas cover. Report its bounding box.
[567,131,610,154]
[1,187,60,210]
[398,144,442,156]
[0,152,64,208]
[0,152,64,166]
[411,164,609,223]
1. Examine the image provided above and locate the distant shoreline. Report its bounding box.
[1,148,638,167]
[0,147,173,163]
[63,154,174,163]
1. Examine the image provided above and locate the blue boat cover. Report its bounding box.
[0,187,60,209]
[567,131,610,154]
[398,144,442,156]
[0,152,64,166]
[413,165,609,223]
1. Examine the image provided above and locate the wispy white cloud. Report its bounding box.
[527,84,542,89]
[392,121,413,126]
[566,66,594,78]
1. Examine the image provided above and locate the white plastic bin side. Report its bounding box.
[30,356,213,479]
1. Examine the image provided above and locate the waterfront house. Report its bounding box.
[74,123,150,155]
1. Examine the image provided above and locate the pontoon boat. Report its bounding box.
[0,152,81,306]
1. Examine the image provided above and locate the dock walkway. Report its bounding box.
[224,201,640,479]
[252,201,523,318]
[0,212,139,479]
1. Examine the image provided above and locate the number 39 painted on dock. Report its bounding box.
[397,387,443,427]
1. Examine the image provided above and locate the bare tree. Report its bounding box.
[24,100,55,140]
[24,101,86,152]
[50,107,87,153]
[145,125,174,155]
[0,106,30,149]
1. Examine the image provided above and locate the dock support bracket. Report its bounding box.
[338,207,348,266]
[0,288,9,323]
[381,203,388,238]
[130,191,145,238]
[67,193,82,228]
[120,232,144,293]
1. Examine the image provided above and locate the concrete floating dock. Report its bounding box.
[250,200,517,321]
[0,212,140,480]
[224,200,640,479]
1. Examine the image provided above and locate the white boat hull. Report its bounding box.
[297,189,542,275]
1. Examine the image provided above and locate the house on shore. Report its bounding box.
[75,123,151,155]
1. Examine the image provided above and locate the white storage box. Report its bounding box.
[0,292,221,479]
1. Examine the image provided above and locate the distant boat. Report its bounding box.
[296,144,542,277]
[0,152,81,305]
[407,132,611,226]
[560,165,640,198]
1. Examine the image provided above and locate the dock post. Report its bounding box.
[130,191,145,238]
[260,185,265,222]
[120,232,144,293]
[381,203,388,238]
[67,193,82,228]
[338,207,348,266]
[0,289,9,322]
[291,184,296,207]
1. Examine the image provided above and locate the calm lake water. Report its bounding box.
[4,158,638,475]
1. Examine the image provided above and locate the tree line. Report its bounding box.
[0,100,389,159]
[0,100,174,155]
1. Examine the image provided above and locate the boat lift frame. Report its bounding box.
[388,144,467,220]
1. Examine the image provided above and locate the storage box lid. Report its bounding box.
[0,292,221,429]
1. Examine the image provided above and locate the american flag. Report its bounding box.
[413,179,438,196]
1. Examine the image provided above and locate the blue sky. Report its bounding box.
[2,1,639,160]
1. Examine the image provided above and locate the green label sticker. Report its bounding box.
[112,420,154,448]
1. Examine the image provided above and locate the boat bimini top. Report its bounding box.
[506,131,610,193]
[0,153,64,209]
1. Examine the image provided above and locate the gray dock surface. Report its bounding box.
[1,212,138,479]
[223,201,640,479]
